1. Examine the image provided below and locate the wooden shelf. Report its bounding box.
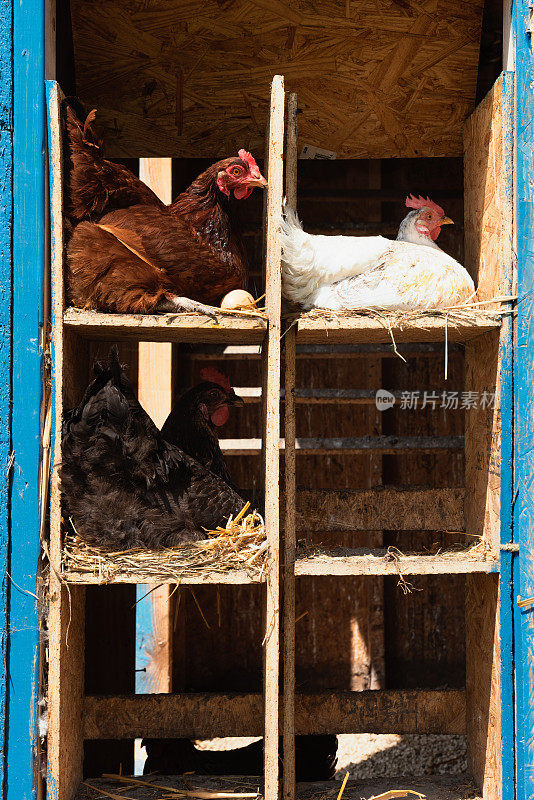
[295,548,499,577]
[60,566,265,586]
[294,312,501,345]
[63,307,267,344]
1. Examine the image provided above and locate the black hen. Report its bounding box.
[61,348,245,550]
[161,368,243,487]
[143,735,338,781]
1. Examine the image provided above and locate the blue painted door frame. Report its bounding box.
[0,0,45,795]
[513,0,534,797]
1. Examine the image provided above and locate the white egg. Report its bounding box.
[221,290,257,311]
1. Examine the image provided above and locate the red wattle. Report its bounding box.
[430,226,441,241]
[233,185,253,200]
[211,404,230,426]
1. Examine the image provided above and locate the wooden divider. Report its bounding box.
[283,91,298,800]
[262,74,284,800]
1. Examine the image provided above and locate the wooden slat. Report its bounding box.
[296,313,500,344]
[235,387,444,405]
[193,342,464,360]
[262,74,284,800]
[83,688,466,739]
[295,550,498,577]
[64,308,266,342]
[220,436,464,455]
[62,568,265,586]
[295,488,465,532]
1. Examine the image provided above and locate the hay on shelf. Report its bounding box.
[62,504,267,582]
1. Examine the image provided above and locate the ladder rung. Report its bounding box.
[220,436,464,455]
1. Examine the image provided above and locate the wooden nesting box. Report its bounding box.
[43,1,515,799]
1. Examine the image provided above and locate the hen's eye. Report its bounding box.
[231,167,242,177]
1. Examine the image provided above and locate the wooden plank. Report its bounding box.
[63,308,267,343]
[296,314,500,344]
[47,80,87,800]
[295,487,465,532]
[465,575,501,799]
[193,343,463,360]
[283,325,297,800]
[83,688,466,739]
[282,93,297,800]
[68,0,483,159]
[137,158,174,696]
[62,568,265,586]
[463,74,511,800]
[295,550,498,577]
[262,73,283,800]
[220,436,464,455]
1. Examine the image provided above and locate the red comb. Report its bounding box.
[238,149,261,178]
[405,194,445,217]
[200,368,231,392]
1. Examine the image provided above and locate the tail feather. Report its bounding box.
[65,105,162,221]
[280,206,321,306]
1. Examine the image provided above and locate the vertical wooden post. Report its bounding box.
[283,92,298,800]
[137,158,173,694]
[263,74,284,800]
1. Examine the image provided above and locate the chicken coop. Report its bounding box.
[1,1,534,800]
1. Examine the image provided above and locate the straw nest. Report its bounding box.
[62,504,268,583]
[296,295,514,326]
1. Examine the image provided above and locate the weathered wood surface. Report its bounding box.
[83,688,466,739]
[295,487,465,532]
[64,308,267,343]
[296,314,500,344]
[466,574,501,800]
[464,76,509,301]
[78,776,482,800]
[69,0,482,159]
[262,74,284,800]
[295,550,498,577]
[220,436,464,455]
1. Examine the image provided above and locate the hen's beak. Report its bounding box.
[248,176,268,189]
[440,216,454,225]
[227,390,245,406]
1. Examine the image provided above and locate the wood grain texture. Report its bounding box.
[295,487,465,532]
[83,688,466,739]
[296,313,500,344]
[69,0,482,159]
[465,575,501,800]
[64,308,267,343]
[464,76,508,300]
[295,550,498,576]
[262,75,283,800]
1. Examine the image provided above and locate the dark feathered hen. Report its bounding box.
[65,107,266,317]
[161,368,243,487]
[61,349,244,550]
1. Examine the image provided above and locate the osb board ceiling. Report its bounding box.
[70,0,484,159]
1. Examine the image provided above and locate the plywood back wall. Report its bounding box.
[70,0,483,159]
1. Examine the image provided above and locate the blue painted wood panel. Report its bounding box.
[5,0,45,794]
[500,69,516,800]
[513,0,534,797]
[0,0,12,790]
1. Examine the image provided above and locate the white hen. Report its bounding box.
[280,195,475,311]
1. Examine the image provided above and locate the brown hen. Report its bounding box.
[65,108,267,317]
